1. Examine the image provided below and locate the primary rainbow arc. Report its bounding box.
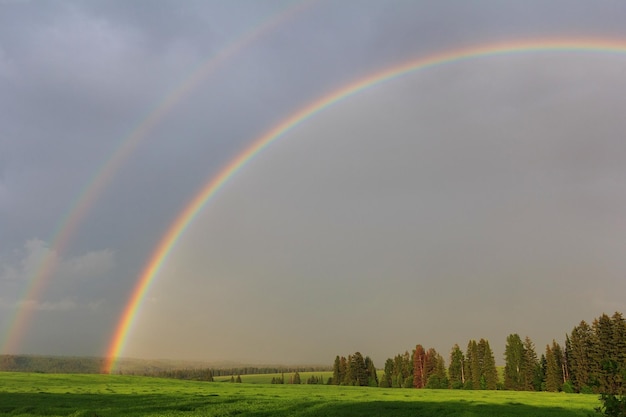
[104,38,626,373]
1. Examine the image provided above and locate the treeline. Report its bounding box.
[144,366,331,382]
[333,312,626,395]
[153,368,214,381]
[210,366,330,377]
[0,355,104,374]
[269,372,327,385]
[377,339,498,389]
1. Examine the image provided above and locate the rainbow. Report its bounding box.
[0,0,314,355]
[104,38,626,373]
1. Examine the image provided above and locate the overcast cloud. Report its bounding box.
[1,0,626,366]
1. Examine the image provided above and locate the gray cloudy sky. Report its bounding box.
[2,0,626,367]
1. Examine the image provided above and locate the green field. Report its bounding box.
[0,372,601,417]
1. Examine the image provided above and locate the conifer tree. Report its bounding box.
[413,345,426,388]
[292,371,301,384]
[365,356,378,387]
[448,344,465,389]
[479,339,498,390]
[425,352,448,389]
[352,352,368,387]
[522,336,539,391]
[332,356,342,385]
[424,348,439,384]
[467,340,480,389]
[339,356,349,385]
[545,342,562,392]
[381,358,393,388]
[569,320,594,392]
[504,334,524,390]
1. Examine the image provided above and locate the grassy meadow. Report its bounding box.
[0,371,601,417]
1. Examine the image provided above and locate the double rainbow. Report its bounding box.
[103,38,626,373]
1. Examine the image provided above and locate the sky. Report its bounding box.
[1,0,626,367]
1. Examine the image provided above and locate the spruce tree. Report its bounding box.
[545,343,562,392]
[569,320,594,392]
[413,345,426,388]
[332,356,342,385]
[424,348,439,385]
[479,339,498,390]
[365,356,378,387]
[467,340,480,390]
[339,356,349,385]
[292,372,301,384]
[352,352,368,387]
[381,358,393,388]
[522,336,539,391]
[448,344,465,389]
[504,334,524,390]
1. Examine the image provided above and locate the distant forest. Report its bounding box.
[0,354,329,380]
[1,311,624,397]
[332,312,626,396]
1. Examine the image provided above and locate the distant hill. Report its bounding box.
[0,354,330,376]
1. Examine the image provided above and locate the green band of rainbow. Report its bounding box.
[103,38,626,373]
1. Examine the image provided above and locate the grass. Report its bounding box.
[0,371,601,417]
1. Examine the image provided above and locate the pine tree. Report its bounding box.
[413,345,426,388]
[522,336,539,391]
[426,352,448,389]
[467,340,480,390]
[332,356,342,385]
[545,342,562,392]
[381,358,393,388]
[479,339,498,390]
[339,356,349,385]
[448,344,465,389]
[365,356,378,387]
[504,334,524,390]
[292,372,301,384]
[352,352,368,387]
[424,348,439,385]
[569,320,594,392]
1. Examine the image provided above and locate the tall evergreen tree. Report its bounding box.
[522,336,539,391]
[381,358,393,388]
[592,313,626,395]
[448,344,465,389]
[553,341,566,387]
[569,320,595,392]
[545,342,563,392]
[413,345,426,389]
[479,339,498,390]
[352,352,368,387]
[344,354,355,386]
[425,351,449,389]
[365,356,378,387]
[504,334,525,390]
[338,356,348,385]
[467,340,481,390]
[424,348,439,384]
[332,356,342,385]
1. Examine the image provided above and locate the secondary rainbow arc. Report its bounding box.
[104,38,626,373]
[0,0,313,355]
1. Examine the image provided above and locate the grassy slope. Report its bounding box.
[0,372,600,417]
